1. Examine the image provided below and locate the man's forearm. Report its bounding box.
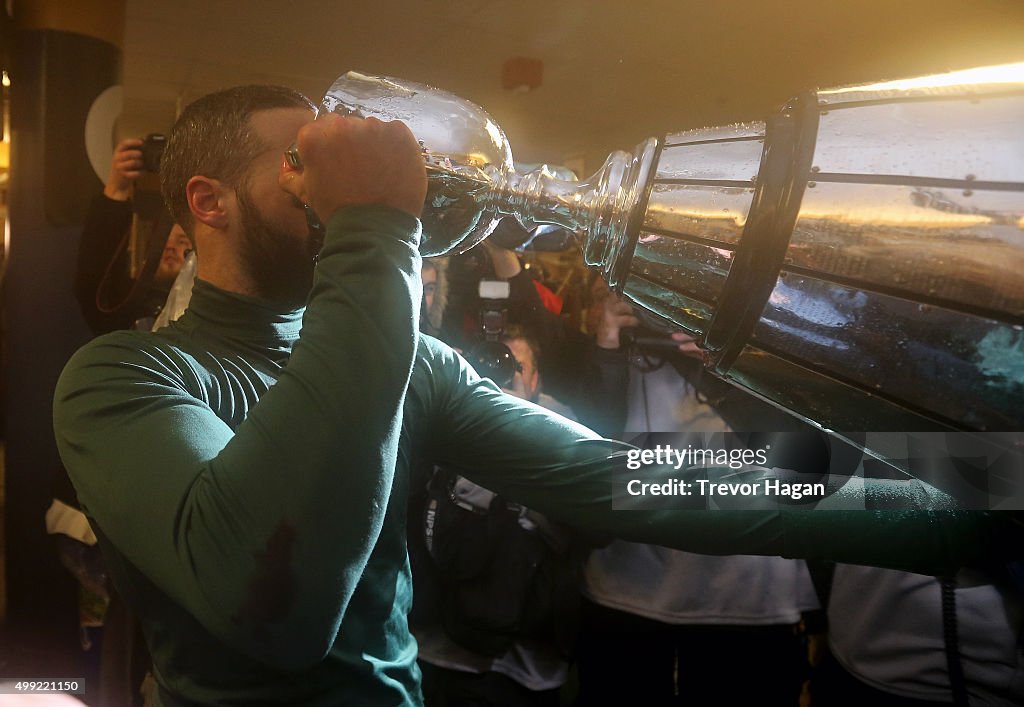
[427,358,1017,579]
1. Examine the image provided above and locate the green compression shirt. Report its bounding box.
[54,205,1018,706]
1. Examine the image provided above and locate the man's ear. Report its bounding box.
[186,176,231,230]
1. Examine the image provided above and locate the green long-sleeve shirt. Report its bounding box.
[54,205,1017,706]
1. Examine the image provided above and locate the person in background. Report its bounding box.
[412,326,585,707]
[812,564,1023,706]
[75,137,192,334]
[420,257,446,338]
[499,326,574,419]
[442,240,588,409]
[574,284,817,707]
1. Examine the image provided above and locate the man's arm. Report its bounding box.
[75,139,145,334]
[75,195,135,333]
[574,292,638,436]
[420,342,1017,578]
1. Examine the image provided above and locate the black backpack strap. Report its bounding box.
[939,576,970,707]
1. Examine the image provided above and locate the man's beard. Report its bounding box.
[236,187,321,307]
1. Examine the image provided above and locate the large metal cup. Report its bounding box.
[622,65,1024,443]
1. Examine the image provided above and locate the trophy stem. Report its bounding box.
[488,165,583,233]
[487,138,659,287]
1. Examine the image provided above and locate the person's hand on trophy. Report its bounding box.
[594,295,639,351]
[670,332,703,361]
[278,113,427,222]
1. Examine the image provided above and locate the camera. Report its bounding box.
[466,279,521,388]
[141,133,167,173]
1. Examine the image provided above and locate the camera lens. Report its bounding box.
[467,340,519,389]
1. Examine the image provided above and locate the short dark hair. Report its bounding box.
[160,85,315,233]
[501,323,541,367]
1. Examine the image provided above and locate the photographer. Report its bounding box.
[75,136,192,334]
[443,238,588,409]
[410,326,586,707]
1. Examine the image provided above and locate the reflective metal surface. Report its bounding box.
[816,63,1024,106]
[642,184,754,245]
[751,272,1023,430]
[812,96,1024,181]
[655,138,763,182]
[629,235,733,306]
[664,122,765,145]
[622,275,714,334]
[789,183,1024,316]
[616,126,766,336]
[618,63,1024,437]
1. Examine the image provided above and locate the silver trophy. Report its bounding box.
[321,66,1024,454]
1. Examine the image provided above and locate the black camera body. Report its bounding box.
[141,133,167,173]
[466,279,520,389]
